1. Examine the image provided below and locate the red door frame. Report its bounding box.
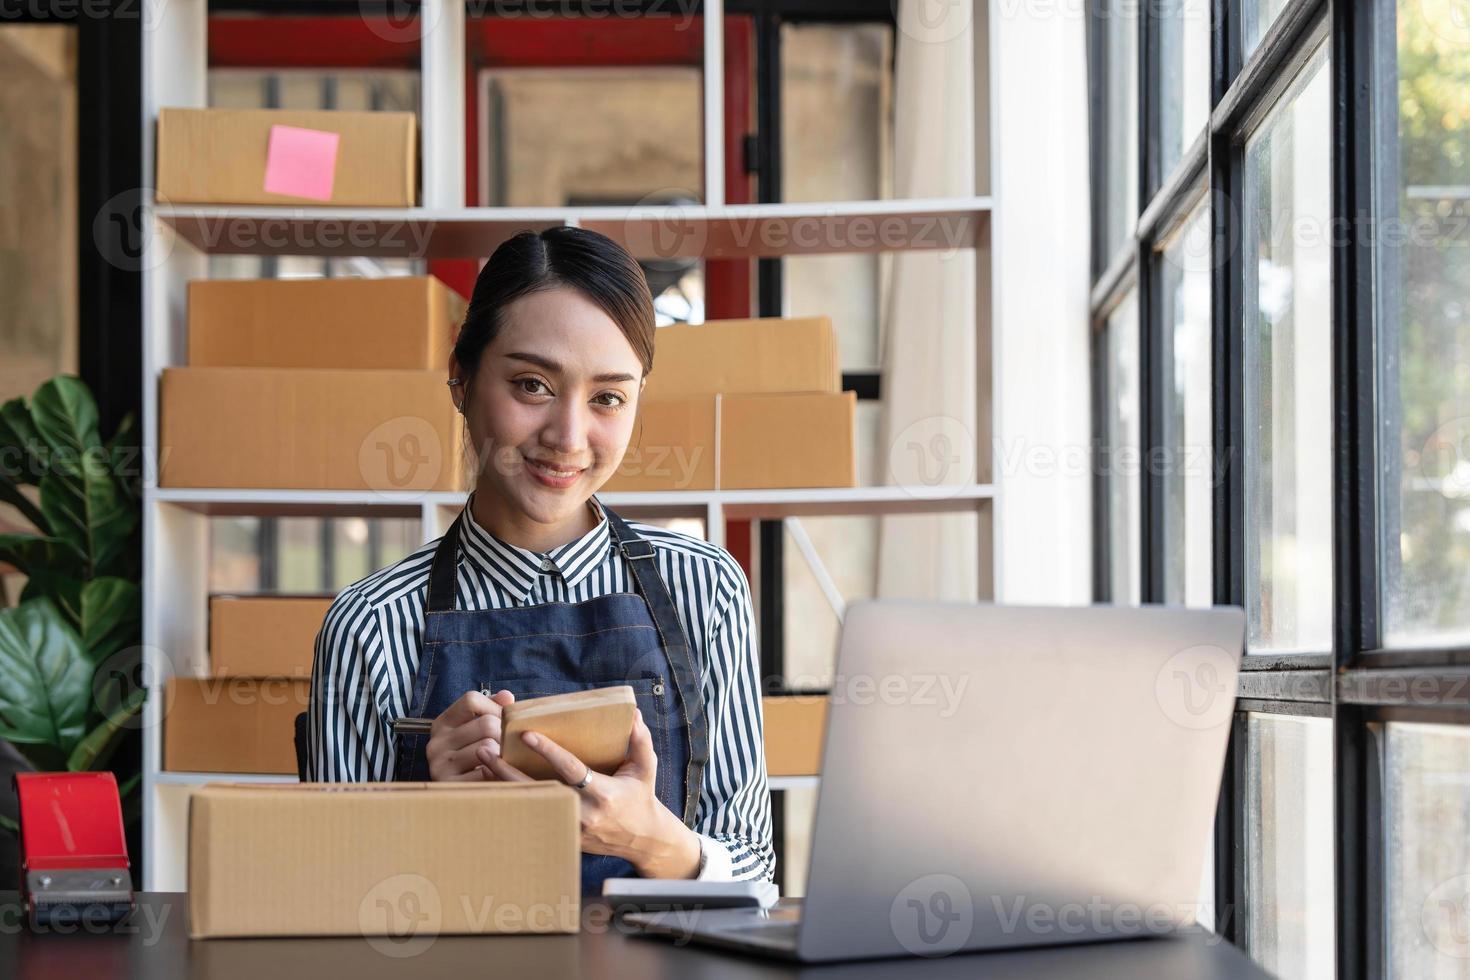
[209,13,756,568]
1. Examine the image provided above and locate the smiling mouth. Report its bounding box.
[525,456,586,479]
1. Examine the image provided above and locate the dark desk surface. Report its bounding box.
[0,892,1274,979]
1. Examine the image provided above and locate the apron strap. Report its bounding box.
[601,503,712,829]
[425,509,463,615]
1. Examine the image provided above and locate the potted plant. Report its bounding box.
[0,375,144,881]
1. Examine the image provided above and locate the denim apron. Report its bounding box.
[393,501,710,895]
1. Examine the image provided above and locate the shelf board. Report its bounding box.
[148,484,993,519]
[153,197,991,259]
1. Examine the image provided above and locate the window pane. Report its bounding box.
[1104,290,1141,604]
[782,22,893,370]
[1242,50,1333,654]
[1161,201,1214,607]
[1100,0,1139,262]
[1242,0,1290,61]
[1381,0,1470,646]
[1156,0,1211,181]
[1386,722,1470,976]
[1245,712,1335,980]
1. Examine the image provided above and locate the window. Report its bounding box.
[1242,49,1333,655]
[1242,0,1290,61]
[1099,0,1139,264]
[1102,290,1142,605]
[1159,200,1214,607]
[1385,722,1470,975]
[1380,0,1470,648]
[1245,713,1335,979]
[1154,0,1211,182]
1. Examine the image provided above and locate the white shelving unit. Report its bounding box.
[140,1,999,890]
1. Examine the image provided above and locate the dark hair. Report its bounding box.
[452,227,656,388]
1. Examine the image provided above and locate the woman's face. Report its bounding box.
[453,286,644,528]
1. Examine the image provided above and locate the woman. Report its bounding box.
[307,227,774,892]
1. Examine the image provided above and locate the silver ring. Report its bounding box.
[572,768,593,791]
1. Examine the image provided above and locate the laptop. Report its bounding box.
[625,600,1245,962]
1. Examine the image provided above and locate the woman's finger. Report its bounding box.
[518,731,589,786]
[444,713,503,752]
[622,709,658,779]
[480,743,532,782]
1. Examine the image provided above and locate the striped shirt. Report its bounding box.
[307,492,774,883]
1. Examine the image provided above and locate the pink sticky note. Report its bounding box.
[263,124,340,202]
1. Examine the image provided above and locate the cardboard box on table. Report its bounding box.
[156,107,416,207]
[188,782,580,938]
[158,367,464,492]
[188,277,463,370]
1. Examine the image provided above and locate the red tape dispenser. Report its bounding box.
[14,772,135,929]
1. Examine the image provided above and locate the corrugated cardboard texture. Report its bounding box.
[164,677,308,774]
[642,316,838,400]
[604,391,855,491]
[156,108,416,207]
[500,687,637,780]
[209,596,333,677]
[159,367,465,492]
[188,277,464,370]
[763,696,828,776]
[188,782,579,938]
[719,391,856,489]
[606,396,718,491]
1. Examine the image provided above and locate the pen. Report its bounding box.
[391,717,434,735]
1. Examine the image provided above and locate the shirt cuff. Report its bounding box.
[694,833,735,881]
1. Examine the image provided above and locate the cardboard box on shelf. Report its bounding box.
[156,107,416,207]
[159,367,464,492]
[188,782,579,938]
[188,277,464,370]
[762,696,828,777]
[642,316,839,400]
[604,390,856,492]
[209,596,334,678]
[163,677,308,774]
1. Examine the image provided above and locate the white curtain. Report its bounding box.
[876,0,979,601]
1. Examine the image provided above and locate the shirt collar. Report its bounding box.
[457,492,615,600]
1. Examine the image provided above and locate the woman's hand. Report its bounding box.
[478,710,701,879]
[425,689,515,781]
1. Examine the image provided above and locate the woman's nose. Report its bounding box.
[540,399,590,456]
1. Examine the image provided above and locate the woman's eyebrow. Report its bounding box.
[505,351,636,384]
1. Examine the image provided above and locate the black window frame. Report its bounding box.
[1089,0,1470,976]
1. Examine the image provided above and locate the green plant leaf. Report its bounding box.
[0,397,43,488]
[39,459,135,580]
[19,573,83,628]
[0,533,86,581]
[66,683,145,772]
[30,376,103,459]
[0,598,92,753]
[80,578,140,666]
[104,411,141,504]
[0,813,17,834]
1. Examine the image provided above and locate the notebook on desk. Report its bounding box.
[624,600,1245,963]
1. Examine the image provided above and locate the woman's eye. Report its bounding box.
[517,378,550,396]
[594,392,627,409]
